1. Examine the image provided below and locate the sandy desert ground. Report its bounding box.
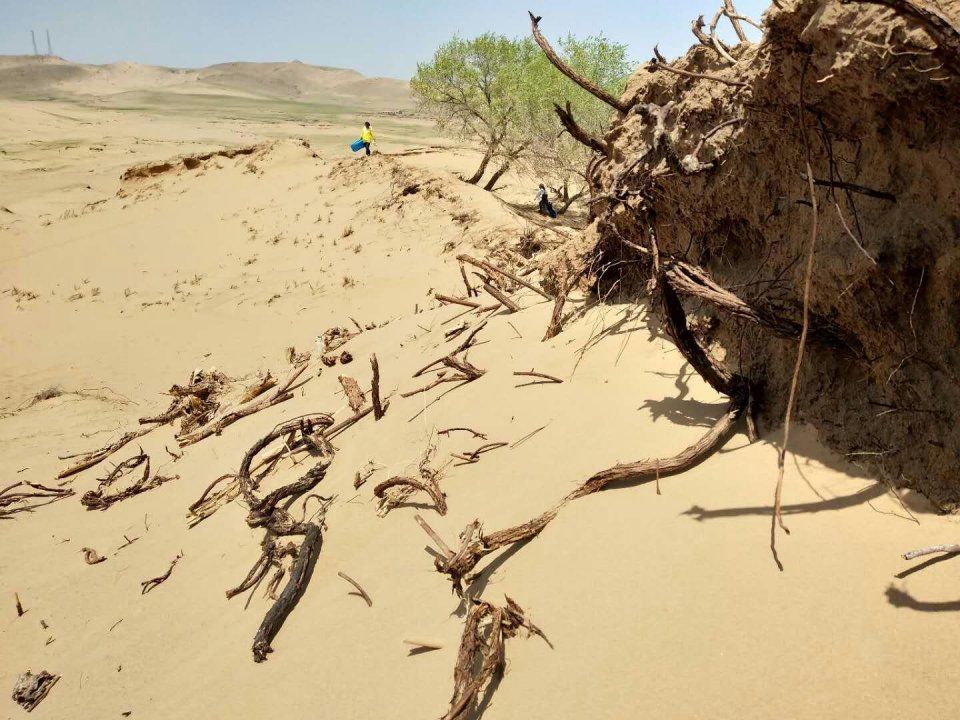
[2,56,959,719]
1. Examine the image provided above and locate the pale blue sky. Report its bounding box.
[1,0,769,79]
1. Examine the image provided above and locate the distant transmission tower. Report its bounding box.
[31,30,38,56]
[46,30,52,56]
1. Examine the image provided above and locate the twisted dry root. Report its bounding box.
[442,596,546,720]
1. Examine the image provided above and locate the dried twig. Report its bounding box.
[647,60,748,87]
[482,281,520,312]
[337,571,373,606]
[140,552,183,594]
[903,544,960,561]
[513,370,563,385]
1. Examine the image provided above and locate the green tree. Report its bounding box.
[411,34,536,187]
[517,34,631,213]
[412,32,631,204]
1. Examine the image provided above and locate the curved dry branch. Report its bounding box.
[529,12,631,114]
[374,475,448,515]
[554,101,610,156]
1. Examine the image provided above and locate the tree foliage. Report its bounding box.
[412,31,631,205]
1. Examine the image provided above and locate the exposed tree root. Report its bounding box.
[227,414,338,661]
[178,363,309,447]
[442,596,545,720]
[80,451,178,511]
[0,481,73,518]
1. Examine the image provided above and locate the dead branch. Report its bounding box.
[140,551,183,594]
[0,481,73,518]
[337,571,373,606]
[252,523,322,662]
[554,101,610,155]
[722,0,750,42]
[338,375,366,413]
[529,12,631,113]
[458,255,552,300]
[415,513,454,560]
[57,426,155,479]
[442,597,543,720]
[482,281,520,312]
[239,372,276,404]
[436,293,482,309]
[452,442,508,466]
[647,60,748,87]
[513,370,563,384]
[370,354,385,420]
[178,363,308,447]
[903,544,960,560]
[438,427,488,440]
[81,451,178,511]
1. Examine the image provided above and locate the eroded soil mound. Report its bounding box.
[584,0,960,507]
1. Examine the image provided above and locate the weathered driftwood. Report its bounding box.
[481,281,520,313]
[12,670,60,711]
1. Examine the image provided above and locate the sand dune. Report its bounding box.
[0,55,412,109]
[1,64,959,720]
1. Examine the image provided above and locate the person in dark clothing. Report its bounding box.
[536,183,557,218]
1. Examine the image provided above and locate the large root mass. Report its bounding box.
[566,0,960,508]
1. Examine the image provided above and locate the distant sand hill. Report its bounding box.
[0,55,412,109]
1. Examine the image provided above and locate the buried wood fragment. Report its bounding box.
[12,670,60,712]
[338,375,366,413]
[82,547,106,565]
[337,571,373,606]
[403,637,444,650]
[435,293,482,309]
[370,354,385,419]
[140,552,183,594]
[14,592,25,617]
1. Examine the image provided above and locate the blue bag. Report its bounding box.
[350,139,365,152]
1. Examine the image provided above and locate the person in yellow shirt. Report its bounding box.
[360,122,374,156]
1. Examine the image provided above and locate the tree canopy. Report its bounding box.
[411,31,631,206]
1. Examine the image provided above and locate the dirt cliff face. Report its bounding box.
[583,0,960,508]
